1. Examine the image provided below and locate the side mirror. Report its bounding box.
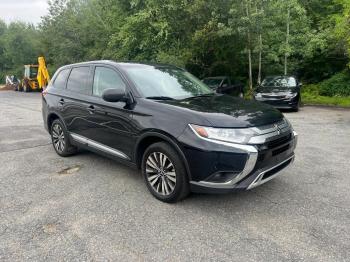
[221,83,228,88]
[299,83,302,88]
[102,88,129,103]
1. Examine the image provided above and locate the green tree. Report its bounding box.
[1,0,346,89]
[333,0,350,66]
[0,20,42,81]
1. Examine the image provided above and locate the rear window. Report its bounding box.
[53,69,70,89]
[67,67,91,95]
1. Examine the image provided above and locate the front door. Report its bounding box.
[83,65,137,160]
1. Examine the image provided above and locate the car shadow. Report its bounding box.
[74,149,286,211]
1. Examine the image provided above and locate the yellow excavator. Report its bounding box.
[16,56,50,92]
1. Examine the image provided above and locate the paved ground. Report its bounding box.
[0,91,349,261]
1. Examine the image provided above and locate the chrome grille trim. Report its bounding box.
[247,155,295,189]
[248,118,292,144]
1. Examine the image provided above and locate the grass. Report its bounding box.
[301,84,350,107]
[302,92,350,107]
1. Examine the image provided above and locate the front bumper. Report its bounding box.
[178,123,297,193]
[190,153,295,194]
[254,96,299,109]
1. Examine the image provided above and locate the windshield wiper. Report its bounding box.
[185,93,215,99]
[146,96,175,100]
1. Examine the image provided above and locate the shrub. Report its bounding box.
[318,71,350,96]
[302,84,320,96]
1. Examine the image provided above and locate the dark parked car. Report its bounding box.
[202,76,244,97]
[42,61,297,202]
[254,76,302,111]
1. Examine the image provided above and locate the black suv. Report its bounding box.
[42,61,297,202]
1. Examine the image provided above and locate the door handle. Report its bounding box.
[88,105,95,114]
[59,98,65,105]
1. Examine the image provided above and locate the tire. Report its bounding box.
[293,97,301,112]
[23,82,30,92]
[142,142,190,203]
[50,119,77,157]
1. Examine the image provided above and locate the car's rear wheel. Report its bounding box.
[50,119,77,157]
[142,142,189,203]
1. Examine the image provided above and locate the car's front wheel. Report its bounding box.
[142,142,189,203]
[293,96,301,112]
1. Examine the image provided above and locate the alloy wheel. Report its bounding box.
[52,123,65,153]
[145,152,176,196]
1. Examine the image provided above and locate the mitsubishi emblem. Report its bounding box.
[274,124,281,135]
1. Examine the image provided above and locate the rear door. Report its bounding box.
[82,65,136,160]
[43,67,71,127]
[61,66,94,138]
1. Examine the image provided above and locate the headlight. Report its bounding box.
[190,124,258,144]
[254,93,262,98]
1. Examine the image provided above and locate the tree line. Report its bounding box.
[1,0,349,93]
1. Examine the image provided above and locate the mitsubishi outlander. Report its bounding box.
[42,61,297,202]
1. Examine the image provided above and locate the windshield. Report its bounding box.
[261,76,297,88]
[124,66,214,99]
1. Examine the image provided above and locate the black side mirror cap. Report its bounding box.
[102,89,130,104]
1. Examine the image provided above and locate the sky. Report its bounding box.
[0,0,49,25]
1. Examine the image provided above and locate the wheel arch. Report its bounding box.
[134,131,192,180]
[47,112,66,134]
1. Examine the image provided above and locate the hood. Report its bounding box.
[257,85,298,93]
[161,95,283,128]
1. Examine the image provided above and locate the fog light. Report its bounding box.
[205,171,240,183]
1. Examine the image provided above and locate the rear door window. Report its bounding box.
[93,66,126,97]
[53,69,70,89]
[67,67,91,95]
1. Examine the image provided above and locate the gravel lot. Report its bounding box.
[0,91,349,261]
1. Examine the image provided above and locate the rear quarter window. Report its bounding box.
[66,66,91,95]
[53,69,70,89]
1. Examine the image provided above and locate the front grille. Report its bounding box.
[262,95,285,99]
[266,133,292,149]
[256,132,293,163]
[272,144,290,156]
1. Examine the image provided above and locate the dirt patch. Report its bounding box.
[0,84,14,91]
[43,223,58,234]
[57,165,82,175]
